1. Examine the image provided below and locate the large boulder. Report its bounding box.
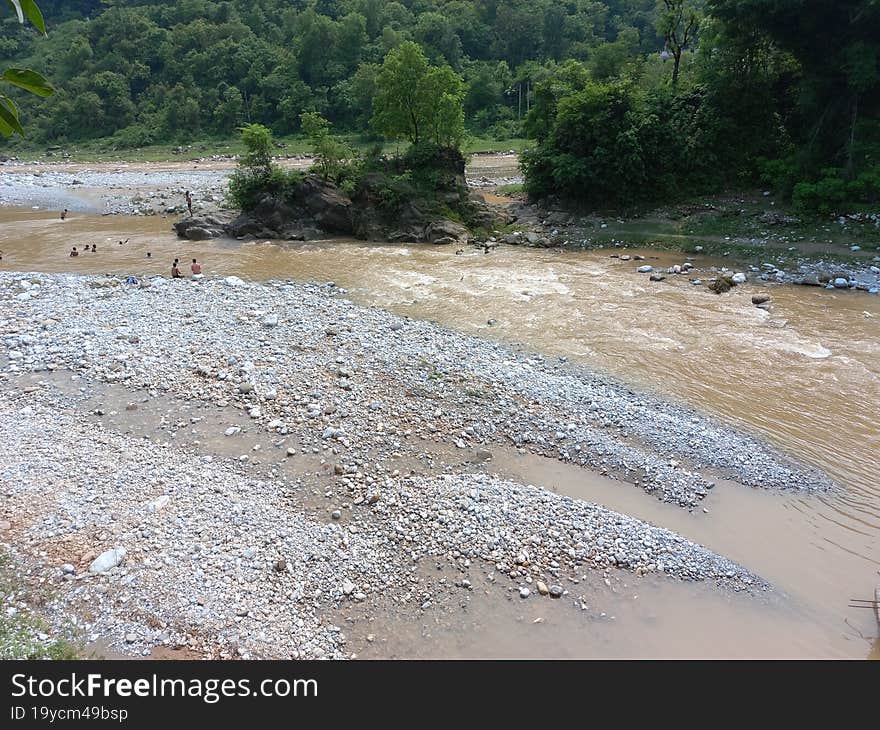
[173,216,226,240]
[251,194,298,232]
[227,214,266,238]
[298,178,353,234]
[424,219,470,246]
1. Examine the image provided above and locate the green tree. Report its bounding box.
[238,123,274,177]
[300,111,353,180]
[2,0,54,136]
[655,0,702,86]
[709,0,880,178]
[371,41,465,147]
[228,122,289,209]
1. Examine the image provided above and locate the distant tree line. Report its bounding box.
[0,0,668,145]
[1,0,877,214]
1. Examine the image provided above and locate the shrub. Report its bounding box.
[110,124,156,149]
[228,167,303,210]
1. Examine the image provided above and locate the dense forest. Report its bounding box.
[1,1,878,212]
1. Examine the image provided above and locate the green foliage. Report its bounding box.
[1,0,53,136]
[0,1,671,146]
[0,0,876,221]
[522,80,729,205]
[792,166,880,217]
[708,0,880,177]
[372,41,465,147]
[301,110,354,181]
[228,164,303,211]
[228,123,302,209]
[239,123,274,177]
[521,0,879,215]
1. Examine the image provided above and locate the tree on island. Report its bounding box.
[371,41,465,148]
[300,111,353,181]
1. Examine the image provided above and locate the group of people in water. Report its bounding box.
[59,198,203,279]
[68,244,97,256]
[69,238,129,256]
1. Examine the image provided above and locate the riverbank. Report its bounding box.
[4,270,835,658]
[2,154,878,290]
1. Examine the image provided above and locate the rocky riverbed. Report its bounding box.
[0,161,232,216]
[1,270,828,658]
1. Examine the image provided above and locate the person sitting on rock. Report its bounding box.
[171,260,182,278]
[191,258,202,275]
[69,247,79,257]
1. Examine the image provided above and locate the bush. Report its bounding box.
[228,167,303,210]
[791,165,880,216]
[757,156,800,196]
[110,124,157,149]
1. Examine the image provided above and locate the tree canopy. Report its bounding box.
[371,41,464,147]
[0,0,876,214]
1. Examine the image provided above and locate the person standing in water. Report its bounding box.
[60,209,68,220]
[190,258,202,275]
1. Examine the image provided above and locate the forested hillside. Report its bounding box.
[0,0,666,144]
[1,1,878,212]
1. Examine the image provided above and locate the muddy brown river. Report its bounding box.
[1,207,879,658]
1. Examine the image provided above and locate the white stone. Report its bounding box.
[147,495,170,512]
[89,547,126,573]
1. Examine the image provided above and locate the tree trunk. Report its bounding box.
[845,93,858,179]
[672,50,682,86]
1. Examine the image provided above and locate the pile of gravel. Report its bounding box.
[0,393,762,659]
[1,271,830,511]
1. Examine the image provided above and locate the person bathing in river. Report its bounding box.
[146,251,152,258]
[60,208,68,221]
[69,246,78,257]
[91,243,97,253]
[191,258,201,275]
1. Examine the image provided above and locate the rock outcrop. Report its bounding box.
[173,215,229,240]
[174,148,504,245]
[424,219,470,245]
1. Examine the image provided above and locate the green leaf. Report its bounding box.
[2,68,54,97]
[6,0,45,34]
[7,1,24,25]
[0,95,24,136]
[20,0,46,35]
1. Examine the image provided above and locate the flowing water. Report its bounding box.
[1,207,878,657]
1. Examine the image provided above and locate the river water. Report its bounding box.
[1,207,878,657]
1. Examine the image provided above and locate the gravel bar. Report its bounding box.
[0,271,815,657]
